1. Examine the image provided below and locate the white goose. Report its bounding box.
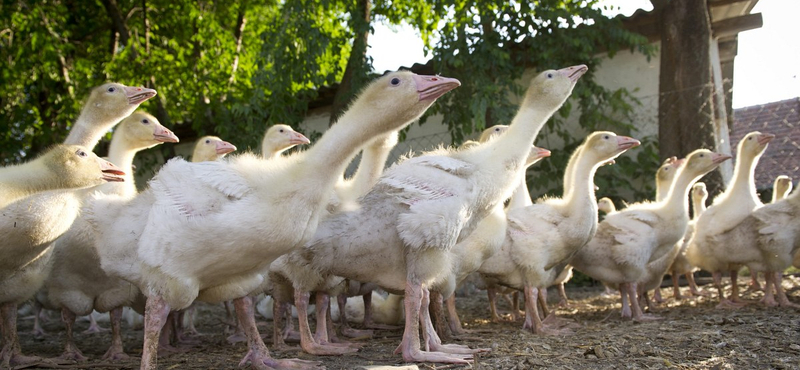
[571,149,730,320]
[0,145,124,208]
[38,112,178,361]
[267,130,400,354]
[479,131,640,333]
[277,65,587,364]
[0,82,155,368]
[667,182,709,299]
[86,72,459,370]
[686,131,774,307]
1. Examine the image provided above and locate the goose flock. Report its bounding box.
[1,66,797,370]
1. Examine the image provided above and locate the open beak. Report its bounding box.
[413,75,461,102]
[616,136,641,150]
[153,126,179,143]
[124,86,158,105]
[289,132,311,145]
[558,65,589,83]
[712,153,733,164]
[98,159,125,182]
[757,133,775,146]
[215,140,237,155]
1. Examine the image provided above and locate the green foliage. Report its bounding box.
[1,0,658,204]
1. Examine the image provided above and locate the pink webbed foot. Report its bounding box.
[101,346,130,362]
[238,349,323,370]
[58,346,87,362]
[1,348,44,368]
[429,341,490,355]
[83,316,109,334]
[394,344,473,364]
[341,327,373,338]
[760,295,779,308]
[716,299,748,310]
[632,313,663,322]
[227,331,248,345]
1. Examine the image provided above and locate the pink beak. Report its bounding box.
[124,86,157,105]
[712,153,733,164]
[558,65,589,83]
[153,126,179,143]
[289,132,311,145]
[535,147,551,158]
[757,133,775,145]
[215,140,237,155]
[616,136,641,150]
[98,158,125,182]
[672,158,686,167]
[412,74,461,101]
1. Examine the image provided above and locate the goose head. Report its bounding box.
[349,72,460,134]
[773,175,793,202]
[522,65,588,109]
[582,131,640,165]
[692,182,708,202]
[116,112,179,151]
[261,124,310,157]
[83,83,157,126]
[46,144,126,185]
[597,197,616,214]
[681,149,731,181]
[193,136,238,162]
[738,131,774,160]
[657,156,683,189]
[478,125,510,143]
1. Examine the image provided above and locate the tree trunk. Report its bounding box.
[656,0,725,198]
[328,0,371,126]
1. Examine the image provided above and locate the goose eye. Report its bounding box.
[279,129,285,133]
[142,119,150,124]
[547,73,554,78]
[205,140,211,144]
[604,135,609,140]
[390,78,401,86]
[748,137,753,140]
[76,149,88,157]
[107,87,116,93]
[699,154,704,157]
[495,128,500,132]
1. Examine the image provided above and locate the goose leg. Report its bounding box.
[234,296,323,370]
[730,270,745,303]
[672,274,684,300]
[337,294,372,338]
[620,284,632,319]
[537,288,550,318]
[59,308,87,361]
[141,295,170,370]
[271,298,290,350]
[511,291,524,320]
[557,282,570,307]
[486,287,502,322]
[772,272,800,308]
[445,294,467,335]
[395,282,472,364]
[83,312,108,334]
[102,307,129,361]
[653,288,664,304]
[294,291,356,355]
[626,283,660,322]
[31,301,46,338]
[428,290,452,342]
[1,303,42,368]
[761,271,778,307]
[747,272,763,292]
[522,285,544,333]
[314,294,360,349]
[686,272,707,296]
[422,290,486,354]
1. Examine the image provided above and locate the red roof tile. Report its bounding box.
[731,97,800,190]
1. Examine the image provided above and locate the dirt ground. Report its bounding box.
[13,275,800,370]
